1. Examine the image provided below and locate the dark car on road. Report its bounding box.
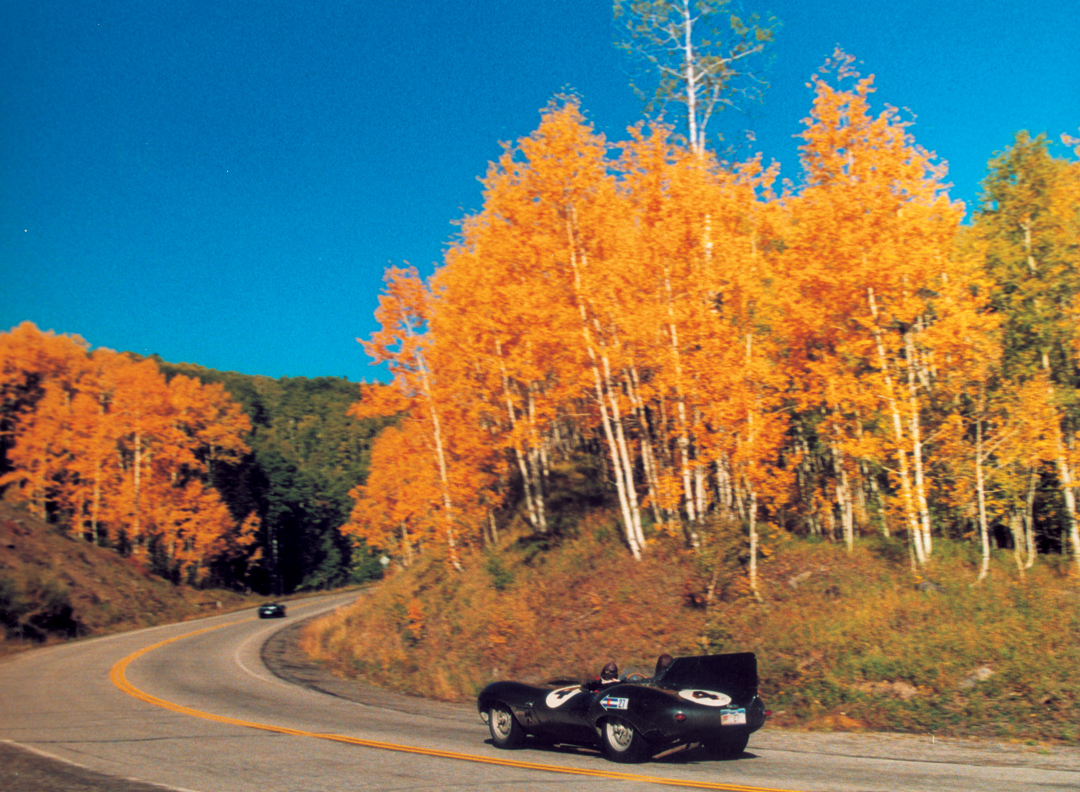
[477,653,768,763]
[258,602,287,619]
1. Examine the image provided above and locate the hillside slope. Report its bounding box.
[0,502,257,652]
[302,515,1080,745]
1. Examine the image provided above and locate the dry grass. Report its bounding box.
[746,538,1080,743]
[303,514,1080,745]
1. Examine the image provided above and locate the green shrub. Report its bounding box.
[485,552,514,591]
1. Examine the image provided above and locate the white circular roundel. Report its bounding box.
[678,689,732,707]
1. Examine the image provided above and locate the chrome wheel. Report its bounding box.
[488,705,524,749]
[606,720,635,751]
[601,717,648,763]
[491,709,514,741]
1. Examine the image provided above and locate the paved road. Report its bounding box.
[1,592,1078,792]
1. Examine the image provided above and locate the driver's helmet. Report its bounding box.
[654,653,674,678]
[600,661,619,682]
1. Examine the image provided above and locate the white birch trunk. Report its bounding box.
[526,386,548,532]
[591,360,641,559]
[498,352,547,533]
[906,330,933,561]
[744,334,764,600]
[400,522,413,567]
[628,365,665,524]
[680,0,702,155]
[425,394,460,571]
[1008,510,1025,577]
[133,429,142,549]
[868,288,925,566]
[716,455,734,515]
[1025,468,1037,569]
[602,354,646,551]
[640,428,663,523]
[663,266,699,538]
[411,336,461,572]
[747,488,762,601]
[832,439,854,552]
[866,465,889,537]
[975,415,990,582]
[1042,354,1080,577]
[694,462,707,526]
[566,212,642,559]
[1056,447,1080,577]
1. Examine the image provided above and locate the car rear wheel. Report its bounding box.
[488,704,525,749]
[601,717,648,763]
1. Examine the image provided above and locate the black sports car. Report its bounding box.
[477,653,767,763]
[258,602,287,619]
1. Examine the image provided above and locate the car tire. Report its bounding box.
[601,717,649,763]
[703,728,750,759]
[488,704,525,749]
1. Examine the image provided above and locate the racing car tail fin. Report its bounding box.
[657,653,758,702]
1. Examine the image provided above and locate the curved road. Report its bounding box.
[1,593,1078,792]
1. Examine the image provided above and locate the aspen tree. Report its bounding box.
[615,124,703,538]
[433,234,556,538]
[342,423,442,565]
[466,102,647,558]
[1003,376,1065,568]
[0,324,92,519]
[614,0,778,155]
[977,133,1080,575]
[97,358,171,555]
[434,113,598,542]
[782,52,965,566]
[354,267,463,570]
[920,250,1001,580]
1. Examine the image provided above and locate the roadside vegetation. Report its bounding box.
[303,511,1080,745]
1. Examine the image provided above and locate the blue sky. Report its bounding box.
[2,1,1077,382]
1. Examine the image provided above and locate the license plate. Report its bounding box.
[721,708,747,725]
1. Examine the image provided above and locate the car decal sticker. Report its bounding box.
[545,686,584,709]
[599,696,629,710]
[678,689,732,707]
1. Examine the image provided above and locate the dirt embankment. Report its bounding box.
[301,521,1080,746]
[0,502,258,654]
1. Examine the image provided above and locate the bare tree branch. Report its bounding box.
[614,0,779,155]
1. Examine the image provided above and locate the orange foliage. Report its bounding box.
[347,58,1024,578]
[349,101,795,566]
[0,322,255,582]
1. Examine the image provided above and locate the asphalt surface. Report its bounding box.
[0,741,177,792]
[1,594,1078,792]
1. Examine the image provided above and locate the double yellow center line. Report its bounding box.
[110,620,802,792]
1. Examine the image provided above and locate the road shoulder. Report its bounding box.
[262,615,1080,773]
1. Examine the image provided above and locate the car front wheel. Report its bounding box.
[488,704,525,749]
[601,717,649,763]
